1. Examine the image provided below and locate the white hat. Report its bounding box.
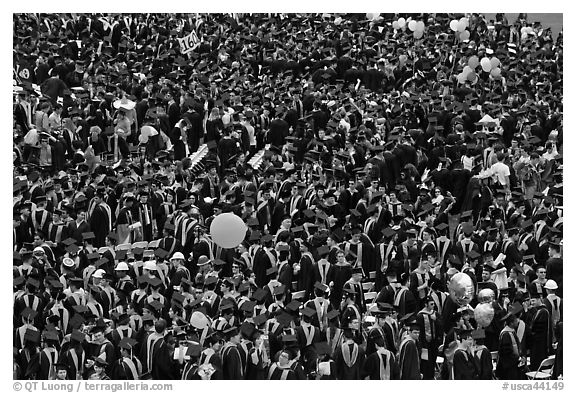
[197,256,210,267]
[170,252,185,261]
[62,257,75,268]
[115,262,129,271]
[33,246,45,254]
[190,311,210,329]
[92,269,106,279]
[144,261,157,271]
[544,280,558,290]
[113,96,136,111]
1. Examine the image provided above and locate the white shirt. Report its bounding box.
[489,161,510,186]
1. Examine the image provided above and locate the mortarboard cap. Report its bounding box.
[24,329,41,344]
[301,307,316,318]
[82,232,95,240]
[71,329,86,343]
[286,300,302,313]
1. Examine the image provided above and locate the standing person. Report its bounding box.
[88,190,112,248]
[471,329,494,380]
[116,195,136,245]
[398,319,421,380]
[453,329,478,380]
[333,327,365,379]
[112,338,143,380]
[496,304,525,380]
[526,293,552,371]
[362,335,399,380]
[416,296,442,379]
[221,327,244,380]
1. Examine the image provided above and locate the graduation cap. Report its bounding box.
[21,307,38,320]
[281,334,298,343]
[327,309,340,321]
[119,337,137,350]
[301,306,316,319]
[379,226,396,239]
[500,302,523,322]
[273,285,286,296]
[70,329,86,343]
[149,300,164,312]
[172,292,186,306]
[26,277,40,288]
[144,274,161,288]
[253,288,268,302]
[435,223,449,233]
[240,321,256,339]
[62,237,76,246]
[240,300,256,313]
[314,281,329,293]
[317,245,330,257]
[204,276,218,286]
[253,312,269,327]
[186,343,203,358]
[154,248,170,260]
[24,329,41,344]
[14,275,25,286]
[286,300,302,313]
[82,232,95,241]
[42,329,59,342]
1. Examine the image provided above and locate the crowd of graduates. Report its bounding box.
[13,12,563,380]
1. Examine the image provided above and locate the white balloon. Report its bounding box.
[460,30,470,41]
[490,57,500,70]
[414,30,424,39]
[521,26,528,34]
[463,65,473,76]
[480,57,492,72]
[408,20,417,32]
[416,21,425,33]
[457,72,467,84]
[398,17,406,28]
[392,20,400,30]
[450,19,459,32]
[457,20,467,32]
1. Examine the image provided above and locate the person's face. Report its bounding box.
[482,271,490,281]
[337,252,345,262]
[426,300,435,311]
[537,268,546,279]
[93,331,104,343]
[279,351,290,366]
[409,329,420,340]
[282,218,292,228]
[78,211,86,221]
[56,370,67,379]
[263,191,271,200]
[350,319,360,331]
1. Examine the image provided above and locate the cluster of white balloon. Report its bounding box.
[449,17,471,41]
[520,26,535,40]
[456,55,502,84]
[449,273,495,328]
[392,17,426,39]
